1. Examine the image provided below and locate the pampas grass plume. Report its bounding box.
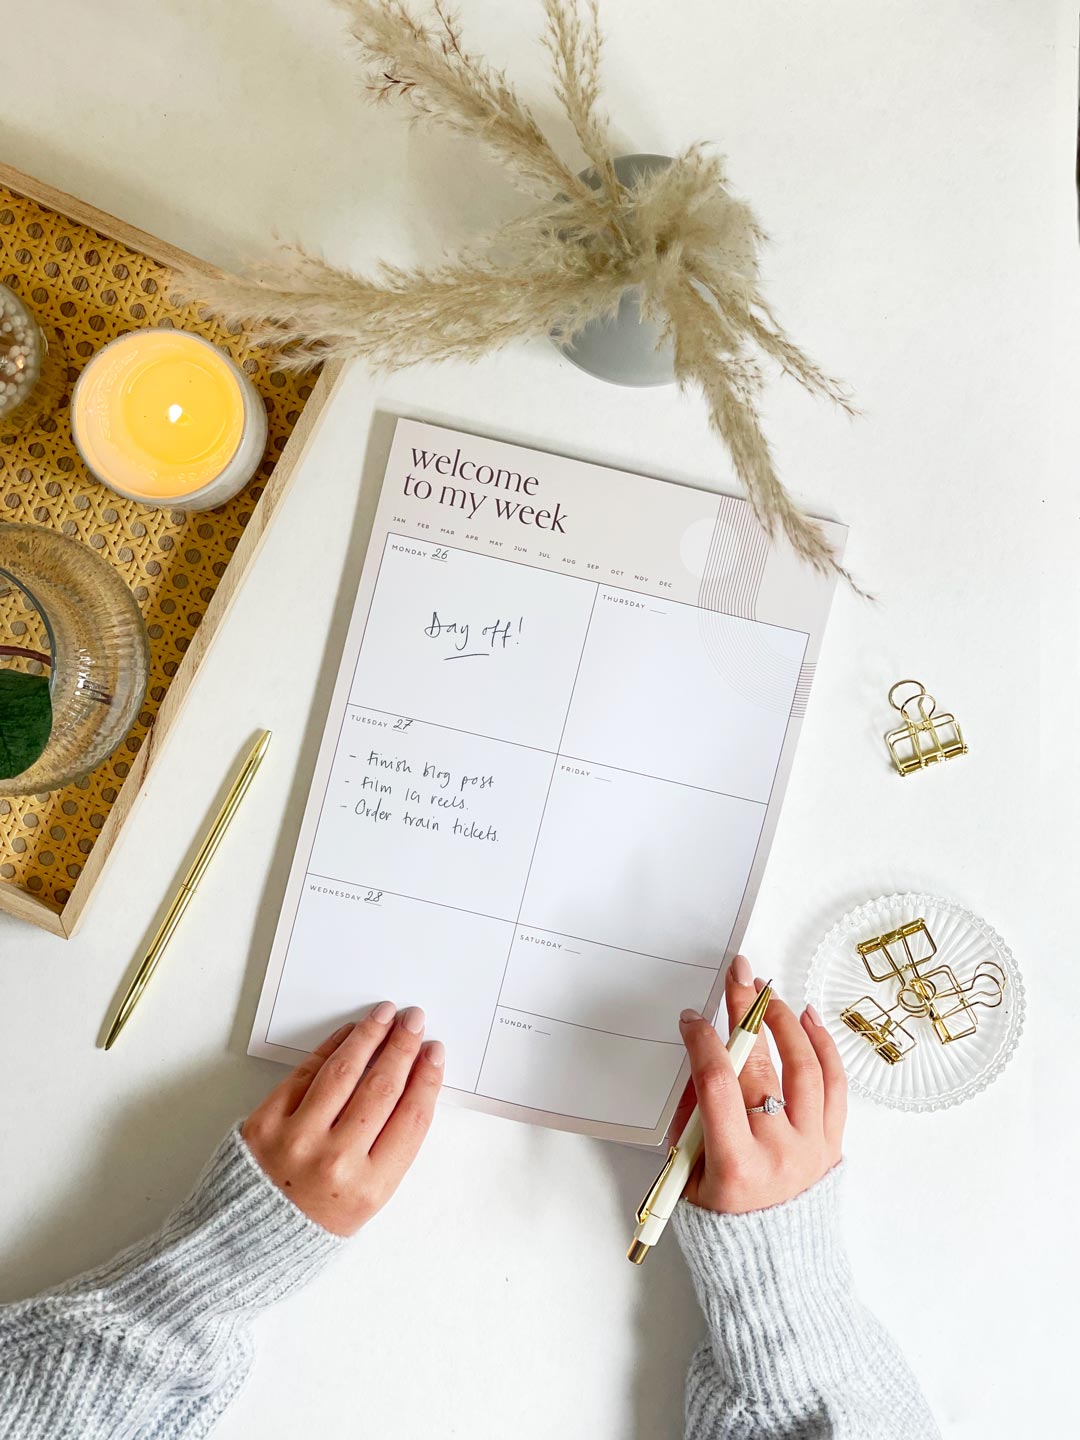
[180,0,859,589]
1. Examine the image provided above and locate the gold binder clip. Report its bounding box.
[884,680,967,776]
[916,959,1008,1045]
[857,919,937,986]
[841,996,917,1065]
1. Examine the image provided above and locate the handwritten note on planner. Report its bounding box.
[250,419,846,1144]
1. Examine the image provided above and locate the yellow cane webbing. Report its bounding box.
[0,183,313,912]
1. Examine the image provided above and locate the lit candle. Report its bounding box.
[70,329,267,509]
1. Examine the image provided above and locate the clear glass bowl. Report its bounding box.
[0,523,149,794]
[805,892,1025,1112]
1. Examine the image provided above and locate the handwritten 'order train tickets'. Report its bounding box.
[250,418,845,1144]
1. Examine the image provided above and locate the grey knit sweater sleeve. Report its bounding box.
[0,1126,342,1440]
[672,1166,939,1439]
[0,1135,937,1440]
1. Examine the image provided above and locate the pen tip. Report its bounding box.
[739,983,773,1034]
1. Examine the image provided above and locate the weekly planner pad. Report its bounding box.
[250,419,845,1144]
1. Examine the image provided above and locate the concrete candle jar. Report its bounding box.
[70,328,267,510]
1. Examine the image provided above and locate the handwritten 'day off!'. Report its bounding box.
[424,612,523,660]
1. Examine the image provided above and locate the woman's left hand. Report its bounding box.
[242,1001,444,1236]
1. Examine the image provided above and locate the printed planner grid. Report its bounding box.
[265,533,808,1132]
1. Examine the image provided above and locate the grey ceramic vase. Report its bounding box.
[553,153,675,388]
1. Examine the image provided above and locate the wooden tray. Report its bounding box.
[0,163,341,937]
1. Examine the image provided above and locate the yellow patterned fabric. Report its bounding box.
[0,184,312,913]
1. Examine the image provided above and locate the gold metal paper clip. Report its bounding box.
[884,680,967,776]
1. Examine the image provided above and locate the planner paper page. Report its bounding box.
[250,419,845,1144]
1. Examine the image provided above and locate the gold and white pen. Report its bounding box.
[628,981,773,1264]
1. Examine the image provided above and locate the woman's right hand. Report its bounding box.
[677,956,846,1215]
[242,1002,444,1236]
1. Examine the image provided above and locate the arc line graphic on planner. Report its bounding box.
[250,419,845,1143]
[688,497,805,714]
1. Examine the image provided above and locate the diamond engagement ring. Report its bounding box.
[747,1095,785,1115]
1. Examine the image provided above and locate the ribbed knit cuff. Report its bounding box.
[672,1165,857,1404]
[65,1125,345,1326]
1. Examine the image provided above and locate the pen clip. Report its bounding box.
[636,1145,678,1224]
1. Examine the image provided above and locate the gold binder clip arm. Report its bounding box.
[885,680,967,776]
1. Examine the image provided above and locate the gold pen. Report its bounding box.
[103,729,272,1050]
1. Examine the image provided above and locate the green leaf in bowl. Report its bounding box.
[0,669,53,780]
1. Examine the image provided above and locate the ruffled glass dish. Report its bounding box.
[804,892,1025,1112]
[0,523,149,794]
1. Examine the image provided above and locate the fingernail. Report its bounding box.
[330,1022,355,1045]
[731,954,752,985]
[805,1003,824,1027]
[680,1008,703,1024]
[425,1040,445,1067]
[370,1000,396,1024]
[754,976,767,993]
[401,1005,426,1034]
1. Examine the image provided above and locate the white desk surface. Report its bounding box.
[2,3,1078,1436]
